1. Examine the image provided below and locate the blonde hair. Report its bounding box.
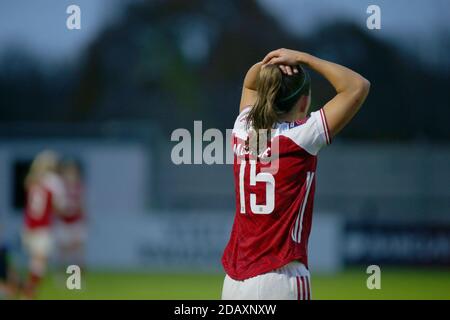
[246,64,310,131]
[247,65,282,131]
[25,150,59,189]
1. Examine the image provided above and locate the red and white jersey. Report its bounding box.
[222,107,331,280]
[60,180,85,224]
[24,173,65,229]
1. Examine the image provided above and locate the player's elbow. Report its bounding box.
[360,77,371,94]
[343,77,370,112]
[352,76,370,102]
[343,74,370,96]
[358,75,370,92]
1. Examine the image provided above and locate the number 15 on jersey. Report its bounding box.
[238,160,275,215]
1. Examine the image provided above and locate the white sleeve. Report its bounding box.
[43,173,67,211]
[280,108,331,155]
[232,107,251,139]
[310,108,332,150]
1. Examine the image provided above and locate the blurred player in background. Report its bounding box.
[0,224,20,299]
[54,159,87,272]
[22,150,66,299]
[222,49,370,299]
[0,240,12,299]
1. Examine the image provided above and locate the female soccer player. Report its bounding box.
[55,159,87,272]
[221,48,370,300]
[22,150,66,299]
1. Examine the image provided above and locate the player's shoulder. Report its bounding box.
[42,173,64,193]
[275,109,330,156]
[235,106,252,124]
[233,106,252,139]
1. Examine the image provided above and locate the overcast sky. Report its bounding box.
[0,0,127,62]
[0,0,448,63]
[260,0,450,37]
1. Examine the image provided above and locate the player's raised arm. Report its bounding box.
[263,49,370,138]
[239,62,262,112]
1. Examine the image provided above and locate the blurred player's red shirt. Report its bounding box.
[222,107,331,280]
[60,180,85,224]
[24,173,65,229]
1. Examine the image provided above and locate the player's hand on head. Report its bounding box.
[262,62,298,76]
[262,48,303,67]
[278,65,298,76]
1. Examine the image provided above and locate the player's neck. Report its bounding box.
[278,110,307,123]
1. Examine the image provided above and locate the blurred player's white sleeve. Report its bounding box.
[43,173,67,212]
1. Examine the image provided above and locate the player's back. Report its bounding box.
[222,106,331,280]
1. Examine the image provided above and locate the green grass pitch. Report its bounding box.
[38,267,450,300]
